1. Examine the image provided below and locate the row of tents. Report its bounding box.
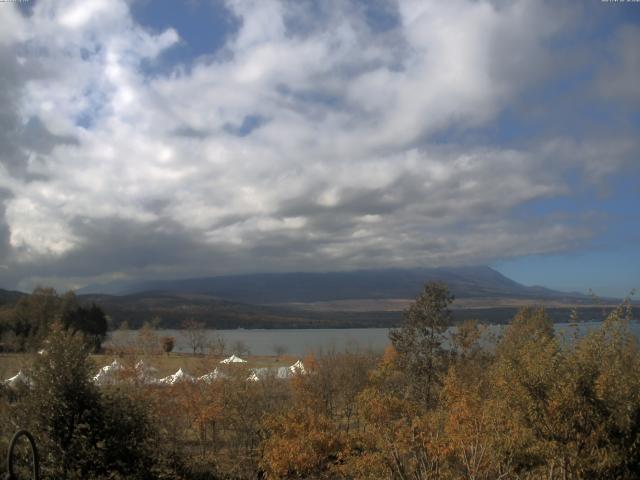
[3,355,306,388]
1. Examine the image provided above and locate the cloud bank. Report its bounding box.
[0,0,638,291]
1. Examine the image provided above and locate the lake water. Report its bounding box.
[108,321,640,356]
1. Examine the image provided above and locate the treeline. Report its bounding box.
[0,287,108,353]
[1,283,640,479]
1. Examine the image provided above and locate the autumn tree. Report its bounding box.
[341,344,447,480]
[161,336,175,354]
[451,319,484,361]
[136,321,160,356]
[260,356,346,479]
[489,304,640,478]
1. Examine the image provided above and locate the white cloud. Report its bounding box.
[0,0,634,290]
[597,25,640,103]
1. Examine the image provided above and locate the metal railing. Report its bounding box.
[4,430,39,480]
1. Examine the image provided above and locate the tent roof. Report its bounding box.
[4,370,30,387]
[220,354,247,364]
[160,368,195,384]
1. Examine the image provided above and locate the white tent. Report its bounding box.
[108,359,124,370]
[247,367,270,382]
[4,370,31,388]
[289,360,306,375]
[93,370,114,385]
[159,368,194,385]
[276,366,291,379]
[135,360,159,384]
[198,369,221,383]
[93,359,124,385]
[135,360,158,373]
[220,354,247,364]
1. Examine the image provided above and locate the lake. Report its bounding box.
[107,321,640,356]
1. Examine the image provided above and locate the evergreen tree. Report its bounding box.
[389,281,453,406]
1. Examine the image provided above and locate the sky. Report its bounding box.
[0,0,638,297]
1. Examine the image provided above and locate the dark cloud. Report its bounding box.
[0,189,12,262]
[0,45,76,182]
[6,216,215,283]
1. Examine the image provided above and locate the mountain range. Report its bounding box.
[4,266,631,329]
[78,266,590,304]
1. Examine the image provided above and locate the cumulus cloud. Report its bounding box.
[0,0,636,291]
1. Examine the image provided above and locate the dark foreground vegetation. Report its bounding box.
[0,287,108,353]
[1,283,640,479]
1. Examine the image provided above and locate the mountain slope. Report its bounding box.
[78,266,591,304]
[78,291,400,329]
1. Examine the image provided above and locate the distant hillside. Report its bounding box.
[0,288,26,306]
[75,289,639,330]
[76,290,636,330]
[77,291,401,329]
[78,266,594,304]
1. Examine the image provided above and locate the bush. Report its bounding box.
[161,336,175,354]
[23,324,161,479]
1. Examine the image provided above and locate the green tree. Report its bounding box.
[389,281,453,406]
[26,323,102,478]
[10,287,61,351]
[61,302,108,353]
[92,390,157,480]
[24,324,159,479]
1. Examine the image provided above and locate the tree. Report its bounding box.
[272,344,287,360]
[109,320,133,354]
[182,319,206,355]
[136,321,159,356]
[9,287,61,351]
[24,324,160,479]
[232,339,250,357]
[489,305,640,478]
[94,390,158,480]
[206,333,226,357]
[25,324,101,478]
[389,281,453,406]
[451,319,483,360]
[161,336,175,355]
[61,302,108,353]
[1,289,108,353]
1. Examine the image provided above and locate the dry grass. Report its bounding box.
[0,353,34,380]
